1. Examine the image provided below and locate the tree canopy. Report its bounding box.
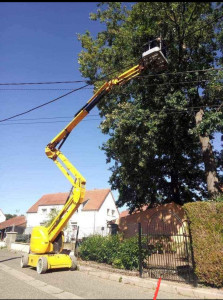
[78,2,223,212]
[5,214,17,221]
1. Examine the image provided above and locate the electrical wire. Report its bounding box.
[0,73,222,92]
[0,88,94,91]
[1,67,222,89]
[0,77,222,123]
[0,67,223,91]
[0,76,222,123]
[0,84,89,123]
[1,12,223,123]
[4,114,99,121]
[0,80,88,86]
[0,119,101,126]
[0,62,136,87]
[137,67,223,79]
[0,10,222,90]
[1,104,222,126]
[180,13,223,42]
[136,79,213,86]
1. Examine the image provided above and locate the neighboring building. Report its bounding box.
[25,189,119,240]
[118,202,187,238]
[0,215,26,240]
[0,209,6,223]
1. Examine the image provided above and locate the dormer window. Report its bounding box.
[82,200,89,208]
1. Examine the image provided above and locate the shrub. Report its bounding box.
[78,235,105,262]
[15,234,30,243]
[113,235,147,270]
[184,201,223,288]
[79,234,147,271]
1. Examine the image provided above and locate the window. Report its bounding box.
[70,222,77,230]
[42,208,47,214]
[107,209,110,216]
[112,210,115,217]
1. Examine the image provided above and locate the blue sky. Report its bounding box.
[0,2,120,215]
[0,3,222,216]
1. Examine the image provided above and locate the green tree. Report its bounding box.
[78,2,223,211]
[5,214,17,220]
[42,209,61,227]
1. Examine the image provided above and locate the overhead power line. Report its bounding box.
[1,10,223,123]
[138,67,223,79]
[4,114,99,121]
[1,104,222,126]
[0,80,88,86]
[0,119,102,126]
[1,71,222,92]
[0,84,89,123]
[0,62,135,87]
[1,67,222,88]
[0,77,222,123]
[181,13,223,41]
[0,88,94,91]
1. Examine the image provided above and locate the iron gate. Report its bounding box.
[139,210,195,284]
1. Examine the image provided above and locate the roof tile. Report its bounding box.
[27,189,111,213]
[0,216,26,230]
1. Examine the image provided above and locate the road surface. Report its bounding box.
[0,249,193,299]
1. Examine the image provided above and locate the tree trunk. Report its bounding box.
[195,109,219,197]
[170,169,181,204]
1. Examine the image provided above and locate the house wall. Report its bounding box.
[118,202,187,238]
[64,192,119,239]
[95,192,119,236]
[67,209,95,239]
[26,192,119,240]
[26,204,64,233]
[0,210,6,223]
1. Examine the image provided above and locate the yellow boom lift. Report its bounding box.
[20,39,168,274]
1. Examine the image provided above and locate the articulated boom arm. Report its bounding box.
[43,45,168,245]
[44,64,144,242]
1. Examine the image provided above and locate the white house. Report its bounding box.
[0,210,6,223]
[25,188,119,240]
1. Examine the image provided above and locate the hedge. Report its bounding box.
[79,234,147,271]
[184,201,223,288]
[15,234,30,243]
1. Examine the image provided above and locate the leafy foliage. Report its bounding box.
[78,3,223,210]
[5,214,17,220]
[79,234,147,270]
[42,208,68,230]
[184,201,223,287]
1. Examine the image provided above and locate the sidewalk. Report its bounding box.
[78,261,223,299]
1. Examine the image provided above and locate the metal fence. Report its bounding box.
[138,210,196,284]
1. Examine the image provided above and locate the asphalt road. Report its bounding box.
[0,249,193,299]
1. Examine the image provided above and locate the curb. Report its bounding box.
[79,264,223,299]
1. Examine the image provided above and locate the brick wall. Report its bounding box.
[118,202,186,238]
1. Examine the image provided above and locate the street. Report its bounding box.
[0,249,193,299]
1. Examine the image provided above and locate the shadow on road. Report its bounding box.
[0,257,21,263]
[48,267,71,274]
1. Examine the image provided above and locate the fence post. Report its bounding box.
[75,226,79,257]
[138,222,143,278]
[187,220,198,287]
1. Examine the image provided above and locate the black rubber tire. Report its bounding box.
[37,256,48,274]
[20,253,29,268]
[70,255,77,271]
